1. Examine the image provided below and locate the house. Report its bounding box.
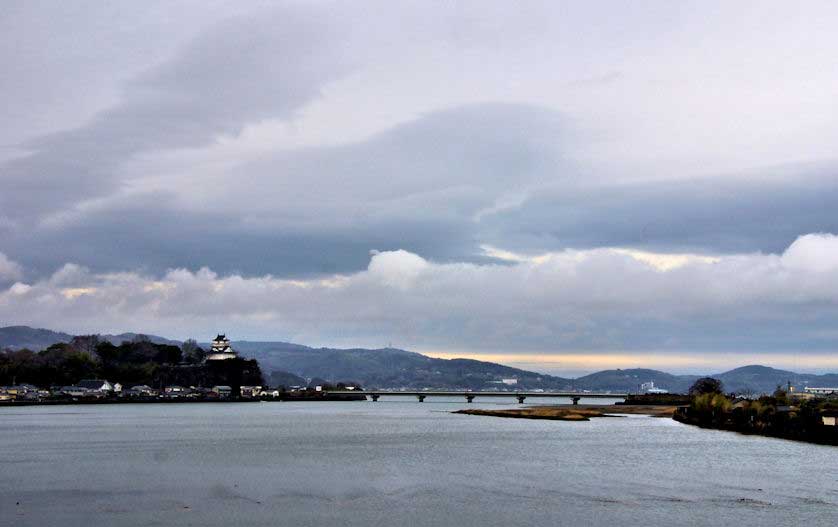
[77,379,114,392]
[240,386,262,398]
[60,386,93,397]
[212,386,232,398]
[804,387,838,396]
[1,384,41,400]
[125,385,156,397]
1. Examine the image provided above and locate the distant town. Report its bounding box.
[1,327,837,445]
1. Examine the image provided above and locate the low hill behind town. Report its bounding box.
[3,326,838,393]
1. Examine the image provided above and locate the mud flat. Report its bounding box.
[454,405,679,421]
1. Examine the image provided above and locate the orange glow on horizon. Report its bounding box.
[419,351,838,373]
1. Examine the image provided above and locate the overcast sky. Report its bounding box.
[2,1,838,374]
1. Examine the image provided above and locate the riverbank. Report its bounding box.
[454,404,679,421]
[0,393,367,407]
[673,403,838,446]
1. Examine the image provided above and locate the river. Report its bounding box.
[1,399,836,526]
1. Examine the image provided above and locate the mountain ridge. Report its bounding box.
[2,326,837,393]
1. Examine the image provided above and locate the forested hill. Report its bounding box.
[0,326,179,350]
[231,341,573,390]
[0,326,74,351]
[4,326,838,393]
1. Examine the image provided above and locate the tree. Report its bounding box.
[70,335,101,355]
[689,377,723,396]
[181,338,205,363]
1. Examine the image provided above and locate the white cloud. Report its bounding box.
[780,233,838,273]
[0,252,23,282]
[3,235,838,359]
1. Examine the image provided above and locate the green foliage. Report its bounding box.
[688,377,724,396]
[680,390,838,445]
[0,340,262,390]
[181,338,205,364]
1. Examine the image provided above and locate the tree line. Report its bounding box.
[0,335,263,390]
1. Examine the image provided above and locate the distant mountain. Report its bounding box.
[268,369,308,388]
[4,326,838,393]
[572,368,700,394]
[0,325,180,350]
[715,365,838,395]
[0,326,73,351]
[230,341,574,390]
[99,332,182,347]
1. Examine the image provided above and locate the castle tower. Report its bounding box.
[206,334,238,361]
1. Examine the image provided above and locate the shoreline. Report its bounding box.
[453,404,679,421]
[0,394,367,407]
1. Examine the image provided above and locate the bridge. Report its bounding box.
[326,390,627,405]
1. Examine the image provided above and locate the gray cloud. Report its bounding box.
[2,103,575,277]
[1,4,349,222]
[5,102,838,279]
[4,235,838,365]
[480,162,838,255]
[3,1,838,368]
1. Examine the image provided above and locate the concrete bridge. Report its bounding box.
[326,390,627,405]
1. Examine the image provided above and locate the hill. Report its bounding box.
[230,341,574,390]
[0,326,179,350]
[715,365,838,395]
[572,368,699,393]
[0,326,73,351]
[4,326,838,393]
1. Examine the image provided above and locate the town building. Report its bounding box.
[805,387,838,396]
[212,385,232,398]
[639,381,669,394]
[77,379,114,393]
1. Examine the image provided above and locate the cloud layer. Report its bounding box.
[3,2,838,369]
[3,234,838,372]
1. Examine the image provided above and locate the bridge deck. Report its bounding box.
[327,391,626,398]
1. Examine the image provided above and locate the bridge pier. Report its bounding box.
[516,395,526,404]
[417,395,426,402]
[370,394,380,402]
[465,395,475,403]
[571,396,580,405]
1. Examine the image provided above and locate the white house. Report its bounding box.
[77,379,114,392]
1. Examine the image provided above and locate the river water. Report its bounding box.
[1,398,836,526]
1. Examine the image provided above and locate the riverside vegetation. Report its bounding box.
[0,335,264,395]
[674,378,838,446]
[458,377,837,446]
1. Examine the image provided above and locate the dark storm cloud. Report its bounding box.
[480,163,838,256]
[3,104,572,277]
[5,99,838,279]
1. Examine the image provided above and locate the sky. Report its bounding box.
[2,1,838,375]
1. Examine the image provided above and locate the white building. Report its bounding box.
[640,381,669,394]
[206,334,239,361]
[77,379,114,392]
[805,387,838,396]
